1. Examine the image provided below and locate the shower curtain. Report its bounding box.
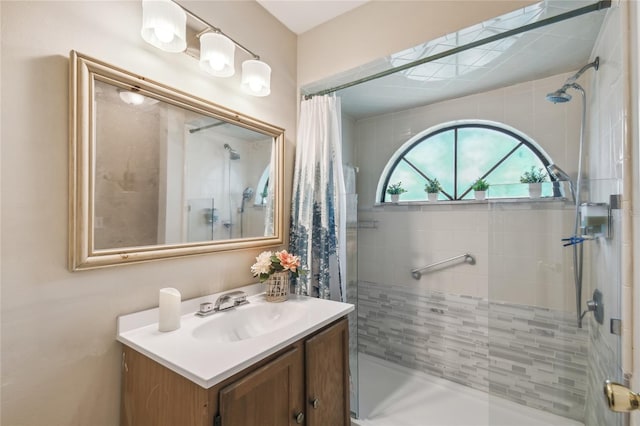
[290,95,346,302]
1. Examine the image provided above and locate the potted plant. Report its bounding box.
[520,166,547,198]
[386,181,407,203]
[424,178,441,202]
[471,178,489,200]
[251,250,303,302]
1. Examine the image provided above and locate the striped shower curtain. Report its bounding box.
[289,95,346,302]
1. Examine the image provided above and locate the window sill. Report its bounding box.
[373,196,570,208]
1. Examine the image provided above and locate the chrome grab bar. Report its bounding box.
[411,253,475,280]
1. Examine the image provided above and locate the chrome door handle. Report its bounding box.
[604,380,640,412]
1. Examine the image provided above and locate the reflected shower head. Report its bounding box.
[224,143,240,160]
[242,187,254,200]
[239,187,254,213]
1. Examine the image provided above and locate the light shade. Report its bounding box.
[199,33,235,77]
[241,59,271,97]
[141,0,187,53]
[119,90,146,105]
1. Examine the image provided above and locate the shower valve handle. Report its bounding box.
[561,235,585,246]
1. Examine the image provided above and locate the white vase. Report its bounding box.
[390,194,400,203]
[428,192,438,202]
[474,190,486,200]
[528,182,542,198]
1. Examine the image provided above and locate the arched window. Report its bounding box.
[378,120,553,202]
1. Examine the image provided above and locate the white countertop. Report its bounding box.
[117,283,354,389]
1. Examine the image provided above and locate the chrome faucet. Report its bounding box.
[196,290,249,317]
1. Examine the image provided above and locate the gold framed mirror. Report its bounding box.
[69,51,284,271]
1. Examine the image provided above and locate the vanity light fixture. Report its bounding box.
[141,0,187,53]
[140,0,271,96]
[199,32,235,77]
[242,59,271,97]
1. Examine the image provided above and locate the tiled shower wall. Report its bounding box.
[358,280,589,421]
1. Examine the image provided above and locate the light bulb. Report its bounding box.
[199,32,235,77]
[208,54,225,71]
[154,25,174,43]
[241,59,271,97]
[249,79,262,93]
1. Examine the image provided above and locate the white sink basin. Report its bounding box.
[191,302,306,343]
[117,284,354,388]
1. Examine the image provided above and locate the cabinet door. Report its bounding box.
[120,346,209,426]
[219,345,304,426]
[305,318,350,426]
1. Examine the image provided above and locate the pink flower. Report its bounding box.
[276,250,300,273]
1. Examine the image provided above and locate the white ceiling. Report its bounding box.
[257,0,369,34]
[286,0,609,119]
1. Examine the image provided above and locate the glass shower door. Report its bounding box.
[346,192,359,418]
[487,181,623,426]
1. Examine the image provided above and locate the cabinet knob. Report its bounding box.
[310,398,319,409]
[294,412,304,424]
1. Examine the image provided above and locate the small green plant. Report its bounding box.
[472,178,490,191]
[424,178,442,194]
[520,166,547,183]
[386,182,407,195]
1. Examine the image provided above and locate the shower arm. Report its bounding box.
[562,57,599,88]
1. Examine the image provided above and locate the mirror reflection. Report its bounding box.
[94,79,273,249]
[69,52,284,270]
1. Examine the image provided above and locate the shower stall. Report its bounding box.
[184,125,271,242]
[301,1,628,425]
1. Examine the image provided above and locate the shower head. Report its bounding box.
[224,143,240,160]
[242,187,255,201]
[546,163,576,202]
[546,164,571,182]
[546,57,599,104]
[546,87,572,104]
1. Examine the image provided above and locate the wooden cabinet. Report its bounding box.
[219,346,304,426]
[120,317,350,426]
[305,318,350,425]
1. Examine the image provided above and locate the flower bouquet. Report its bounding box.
[251,250,302,302]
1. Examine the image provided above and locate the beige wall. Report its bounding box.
[0,1,295,424]
[298,0,537,87]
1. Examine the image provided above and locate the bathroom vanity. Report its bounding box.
[117,285,354,426]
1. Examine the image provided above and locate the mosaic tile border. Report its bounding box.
[357,280,589,421]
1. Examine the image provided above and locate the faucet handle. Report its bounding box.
[195,302,215,317]
[223,290,248,306]
[199,302,214,313]
[233,294,248,306]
